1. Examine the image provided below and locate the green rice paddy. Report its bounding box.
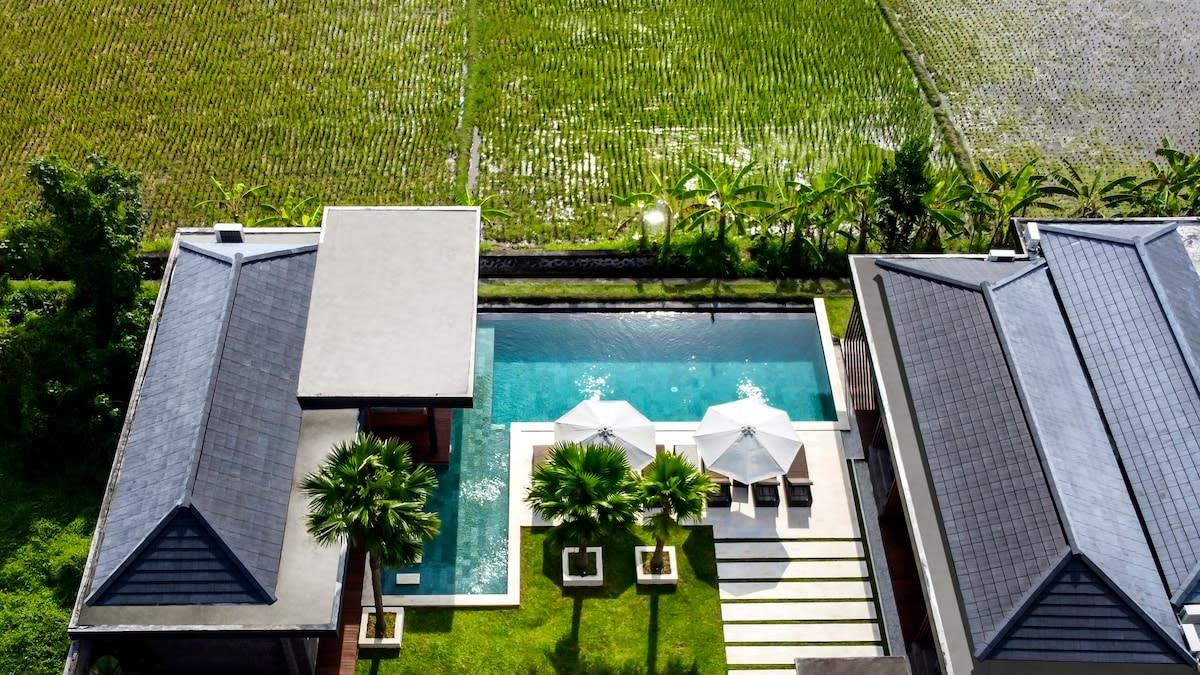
[0,0,931,240]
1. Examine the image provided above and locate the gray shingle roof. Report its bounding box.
[89,243,317,606]
[1039,227,1200,601]
[878,255,1190,663]
[879,267,1067,650]
[986,266,1182,647]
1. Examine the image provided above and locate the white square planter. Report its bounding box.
[634,545,679,585]
[562,546,604,587]
[358,606,404,649]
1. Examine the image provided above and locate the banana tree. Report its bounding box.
[676,162,773,246]
[610,190,658,249]
[456,188,512,238]
[195,177,267,222]
[1046,161,1138,218]
[254,188,322,227]
[914,173,969,252]
[1133,139,1200,217]
[971,160,1061,250]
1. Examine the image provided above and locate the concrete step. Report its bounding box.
[723,622,881,643]
[726,644,884,665]
[721,601,877,622]
[720,580,873,601]
[716,540,864,560]
[718,560,869,580]
[728,670,795,675]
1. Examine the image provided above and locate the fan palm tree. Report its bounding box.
[303,434,440,638]
[526,442,641,577]
[639,452,716,574]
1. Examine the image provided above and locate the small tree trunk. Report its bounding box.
[370,553,387,639]
[651,536,666,574]
[575,539,591,576]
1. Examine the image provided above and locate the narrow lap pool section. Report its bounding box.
[383,311,836,602]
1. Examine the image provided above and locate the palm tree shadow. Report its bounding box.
[646,593,659,673]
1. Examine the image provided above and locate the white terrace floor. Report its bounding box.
[512,425,886,675]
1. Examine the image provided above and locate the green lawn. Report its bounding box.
[0,474,99,675]
[358,527,726,674]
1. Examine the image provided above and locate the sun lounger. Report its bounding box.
[701,459,733,508]
[672,444,701,469]
[784,445,813,508]
[532,444,553,470]
[752,476,781,508]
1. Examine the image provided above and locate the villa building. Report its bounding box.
[844,218,1200,674]
[65,208,481,674]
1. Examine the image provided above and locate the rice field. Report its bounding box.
[0,0,931,239]
[0,0,468,238]
[887,0,1200,171]
[469,0,934,239]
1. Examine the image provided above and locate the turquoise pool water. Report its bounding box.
[384,311,834,597]
[487,312,836,423]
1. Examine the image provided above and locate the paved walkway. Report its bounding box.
[706,430,886,674]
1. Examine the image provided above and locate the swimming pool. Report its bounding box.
[488,312,836,423]
[383,311,835,599]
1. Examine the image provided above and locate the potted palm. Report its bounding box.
[526,442,640,587]
[636,452,716,585]
[303,433,440,647]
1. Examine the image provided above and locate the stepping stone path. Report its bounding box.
[715,537,885,673]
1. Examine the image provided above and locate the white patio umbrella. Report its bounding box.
[694,398,800,485]
[554,399,657,471]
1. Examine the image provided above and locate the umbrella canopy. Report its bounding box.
[554,399,657,470]
[694,398,800,484]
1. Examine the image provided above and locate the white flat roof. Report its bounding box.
[297,207,480,407]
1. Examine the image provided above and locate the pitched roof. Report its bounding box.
[878,254,1190,663]
[88,242,317,606]
[1038,224,1200,602]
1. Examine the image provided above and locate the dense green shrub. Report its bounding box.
[672,232,742,278]
[0,218,65,279]
[0,156,150,481]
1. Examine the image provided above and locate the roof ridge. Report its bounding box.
[875,257,985,292]
[975,548,1073,659]
[980,277,1078,551]
[1132,235,1200,413]
[1173,560,1200,607]
[183,253,244,500]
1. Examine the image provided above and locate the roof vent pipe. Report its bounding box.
[214,223,244,243]
[987,249,1016,262]
[1022,222,1042,256]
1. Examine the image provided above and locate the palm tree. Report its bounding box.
[639,452,716,574]
[303,433,440,638]
[526,442,641,577]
